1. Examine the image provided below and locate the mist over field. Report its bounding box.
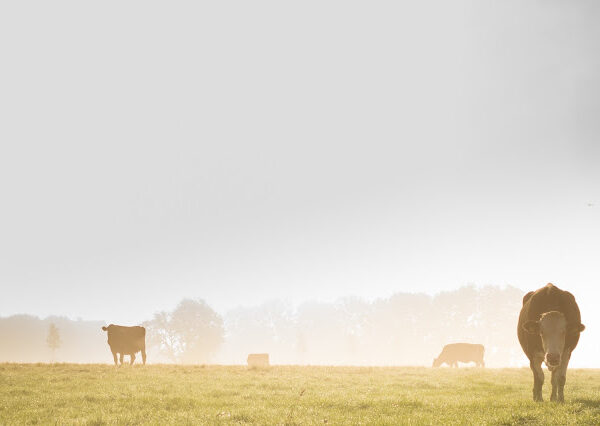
[1,0,600,424]
[0,284,589,368]
[1,0,599,371]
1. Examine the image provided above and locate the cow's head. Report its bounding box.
[432,357,442,367]
[522,311,585,370]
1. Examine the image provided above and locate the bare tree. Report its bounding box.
[46,323,61,362]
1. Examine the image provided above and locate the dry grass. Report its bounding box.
[2,364,600,424]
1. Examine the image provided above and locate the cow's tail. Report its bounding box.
[102,326,108,331]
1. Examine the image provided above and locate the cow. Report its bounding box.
[101,324,147,366]
[432,343,485,368]
[247,353,269,367]
[518,283,585,402]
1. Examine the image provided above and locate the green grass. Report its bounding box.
[2,364,600,425]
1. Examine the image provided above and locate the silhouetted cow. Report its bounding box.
[433,343,485,367]
[518,283,585,402]
[102,324,147,366]
[247,353,269,367]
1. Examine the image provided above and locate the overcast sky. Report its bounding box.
[1,1,599,327]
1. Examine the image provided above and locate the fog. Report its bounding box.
[0,284,595,368]
[1,1,599,367]
[0,285,520,367]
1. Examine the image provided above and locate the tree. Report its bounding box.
[46,323,61,362]
[144,299,224,363]
[222,300,297,364]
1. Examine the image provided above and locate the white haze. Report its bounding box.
[0,1,599,366]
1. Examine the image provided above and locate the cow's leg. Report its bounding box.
[111,350,118,366]
[141,346,147,365]
[530,357,544,402]
[119,353,124,365]
[130,353,136,365]
[550,369,558,401]
[552,352,571,403]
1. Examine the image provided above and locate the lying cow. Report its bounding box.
[247,353,269,367]
[518,283,585,402]
[102,324,147,366]
[433,343,485,368]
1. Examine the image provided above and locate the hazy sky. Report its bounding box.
[1,1,599,326]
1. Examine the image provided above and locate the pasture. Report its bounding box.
[2,364,600,425]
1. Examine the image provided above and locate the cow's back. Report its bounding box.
[442,343,484,362]
[517,284,582,359]
[104,324,146,354]
[247,353,269,367]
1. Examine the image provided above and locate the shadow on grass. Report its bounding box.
[572,398,600,409]
[496,413,538,425]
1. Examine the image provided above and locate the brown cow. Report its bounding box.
[518,283,585,402]
[102,324,147,366]
[247,353,269,367]
[433,343,485,367]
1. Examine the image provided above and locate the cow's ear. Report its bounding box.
[523,320,540,334]
[568,323,585,333]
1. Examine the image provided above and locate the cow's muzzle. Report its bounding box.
[545,353,561,369]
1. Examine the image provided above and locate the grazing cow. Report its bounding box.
[101,324,147,366]
[433,343,485,368]
[518,283,585,402]
[247,353,269,367]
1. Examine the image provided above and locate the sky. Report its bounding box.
[1,1,599,330]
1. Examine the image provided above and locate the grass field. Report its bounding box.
[2,364,600,425]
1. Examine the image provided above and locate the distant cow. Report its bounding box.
[433,343,485,368]
[247,353,269,367]
[518,283,585,402]
[102,324,147,366]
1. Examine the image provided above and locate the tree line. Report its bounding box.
[0,285,525,366]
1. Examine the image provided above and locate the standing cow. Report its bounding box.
[518,283,585,402]
[102,324,147,366]
[433,343,485,367]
